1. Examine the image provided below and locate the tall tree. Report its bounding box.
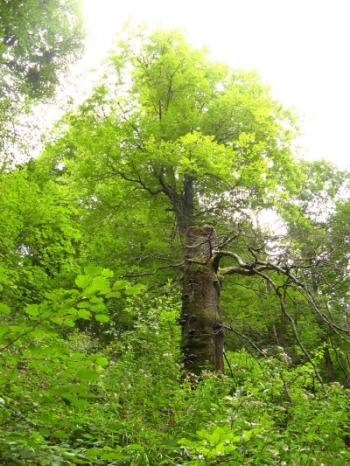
[43,25,328,375]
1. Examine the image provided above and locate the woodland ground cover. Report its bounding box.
[1,271,350,465]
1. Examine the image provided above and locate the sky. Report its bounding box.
[80,0,350,168]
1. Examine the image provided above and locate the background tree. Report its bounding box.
[0,0,85,163]
[0,162,81,309]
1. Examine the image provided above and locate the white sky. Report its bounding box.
[81,0,350,169]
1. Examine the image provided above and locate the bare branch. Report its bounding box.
[120,261,183,278]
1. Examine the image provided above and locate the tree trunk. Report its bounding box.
[180,225,224,374]
[273,322,285,348]
[323,345,335,382]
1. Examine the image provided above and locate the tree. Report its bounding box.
[43,24,349,377]
[0,0,85,163]
[0,162,81,309]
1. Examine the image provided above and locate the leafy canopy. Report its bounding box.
[0,0,85,99]
[0,0,85,164]
[45,24,301,234]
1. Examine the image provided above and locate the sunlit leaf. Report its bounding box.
[95,314,110,323]
[84,266,103,275]
[89,296,103,303]
[0,303,10,314]
[75,275,91,289]
[78,309,91,319]
[31,329,45,338]
[96,357,108,366]
[76,368,99,381]
[127,444,144,451]
[105,291,121,299]
[77,300,91,308]
[113,280,129,290]
[90,303,106,312]
[125,284,146,295]
[25,304,39,316]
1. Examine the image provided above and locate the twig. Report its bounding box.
[223,348,234,377]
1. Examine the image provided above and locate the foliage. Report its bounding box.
[2,17,350,466]
[2,280,350,465]
[42,23,301,236]
[0,0,84,98]
[0,165,81,308]
[0,0,85,163]
[0,266,147,465]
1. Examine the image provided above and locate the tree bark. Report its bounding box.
[180,225,224,374]
[273,322,285,348]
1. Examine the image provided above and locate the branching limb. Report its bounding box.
[223,323,267,357]
[253,269,327,392]
[223,348,234,377]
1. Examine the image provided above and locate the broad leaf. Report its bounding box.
[0,303,10,315]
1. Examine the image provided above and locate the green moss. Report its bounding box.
[188,263,208,273]
[187,224,213,235]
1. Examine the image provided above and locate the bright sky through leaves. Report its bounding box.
[82,0,349,168]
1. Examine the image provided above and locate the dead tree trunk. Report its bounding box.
[180,225,224,374]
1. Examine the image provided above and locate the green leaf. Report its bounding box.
[84,265,103,275]
[242,430,253,441]
[40,324,58,336]
[113,280,129,290]
[90,296,103,303]
[75,275,91,289]
[76,368,99,381]
[25,304,39,316]
[63,319,76,327]
[90,303,106,312]
[19,450,36,459]
[95,314,110,323]
[52,461,71,466]
[77,300,91,308]
[101,452,124,460]
[125,284,146,295]
[83,286,99,297]
[45,292,59,300]
[86,447,102,457]
[78,309,91,319]
[96,357,109,366]
[127,444,144,451]
[31,328,45,338]
[105,291,121,299]
[9,325,22,332]
[101,268,114,277]
[63,452,77,458]
[91,276,110,294]
[0,326,9,336]
[0,303,10,314]
[71,352,85,360]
